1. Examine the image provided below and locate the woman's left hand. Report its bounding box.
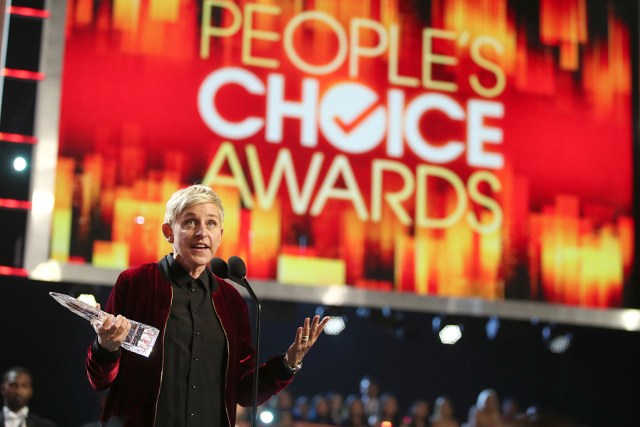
[285,315,330,368]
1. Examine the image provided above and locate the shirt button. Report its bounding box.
[189,412,195,416]
[192,384,197,389]
[192,309,197,313]
[195,331,201,336]
[190,288,195,293]
[194,357,199,362]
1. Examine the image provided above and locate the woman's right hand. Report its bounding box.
[94,310,131,352]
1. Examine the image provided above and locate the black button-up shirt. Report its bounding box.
[156,256,227,426]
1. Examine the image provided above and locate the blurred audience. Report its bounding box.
[1,366,56,427]
[276,410,295,427]
[293,395,311,422]
[253,381,580,427]
[360,376,381,425]
[501,397,526,427]
[403,399,430,427]
[474,389,502,427]
[378,393,402,427]
[309,394,333,425]
[430,396,459,427]
[462,405,477,427]
[271,390,294,414]
[327,391,346,425]
[343,394,368,427]
[501,398,520,422]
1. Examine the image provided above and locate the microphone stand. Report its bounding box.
[228,259,261,427]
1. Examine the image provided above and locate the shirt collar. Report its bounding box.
[3,405,28,420]
[166,254,213,291]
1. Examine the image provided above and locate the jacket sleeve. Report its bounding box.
[237,354,295,406]
[85,270,130,390]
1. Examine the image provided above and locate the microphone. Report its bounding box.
[228,255,247,283]
[210,257,229,278]
[225,256,261,427]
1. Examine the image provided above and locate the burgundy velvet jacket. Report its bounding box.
[85,257,294,426]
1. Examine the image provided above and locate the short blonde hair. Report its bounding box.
[164,184,224,226]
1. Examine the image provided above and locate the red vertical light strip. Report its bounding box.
[2,68,45,81]
[8,6,50,19]
[0,266,28,277]
[0,199,32,209]
[0,132,37,144]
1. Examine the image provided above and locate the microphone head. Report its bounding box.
[228,256,247,280]
[210,257,229,278]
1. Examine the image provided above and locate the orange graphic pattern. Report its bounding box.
[53,0,635,308]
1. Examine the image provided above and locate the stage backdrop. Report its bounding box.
[53,0,636,308]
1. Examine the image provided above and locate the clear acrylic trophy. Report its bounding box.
[49,292,159,357]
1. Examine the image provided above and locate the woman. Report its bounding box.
[85,184,329,426]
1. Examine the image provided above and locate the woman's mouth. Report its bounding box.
[192,243,210,250]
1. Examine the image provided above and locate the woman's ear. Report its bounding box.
[162,223,174,243]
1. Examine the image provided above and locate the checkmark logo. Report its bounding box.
[333,99,381,134]
[319,82,386,153]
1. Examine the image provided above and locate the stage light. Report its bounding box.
[432,315,463,344]
[486,316,500,340]
[135,215,145,225]
[259,409,274,424]
[439,324,462,345]
[432,315,443,333]
[316,306,347,335]
[356,306,371,317]
[542,324,572,354]
[29,259,61,281]
[381,306,392,318]
[548,334,572,354]
[31,190,55,216]
[77,293,98,307]
[0,146,32,200]
[324,315,347,335]
[360,376,371,389]
[13,156,27,172]
[621,309,640,331]
[321,284,348,305]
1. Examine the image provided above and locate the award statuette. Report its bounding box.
[49,292,160,357]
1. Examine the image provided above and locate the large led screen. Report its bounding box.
[53,0,637,309]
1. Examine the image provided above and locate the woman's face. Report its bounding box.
[163,202,223,276]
